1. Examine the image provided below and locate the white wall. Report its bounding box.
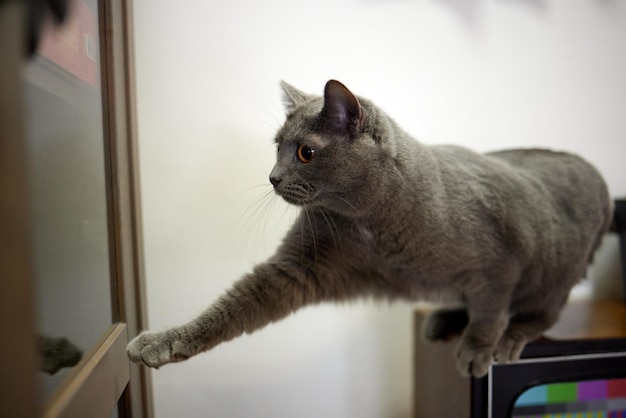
[132,1,626,417]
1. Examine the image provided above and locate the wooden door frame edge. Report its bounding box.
[43,324,130,418]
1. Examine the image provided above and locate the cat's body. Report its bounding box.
[128,80,611,377]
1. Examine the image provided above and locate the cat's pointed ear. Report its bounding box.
[321,80,364,133]
[280,80,309,113]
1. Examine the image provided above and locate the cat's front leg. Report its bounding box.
[127,258,346,368]
[454,292,511,378]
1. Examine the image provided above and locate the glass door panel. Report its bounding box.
[22,0,115,403]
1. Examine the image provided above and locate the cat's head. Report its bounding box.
[270,80,392,217]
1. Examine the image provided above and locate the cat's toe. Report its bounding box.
[494,332,527,363]
[455,339,494,378]
[127,331,172,368]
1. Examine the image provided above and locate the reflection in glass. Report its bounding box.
[38,334,83,375]
[512,378,626,417]
[23,0,113,401]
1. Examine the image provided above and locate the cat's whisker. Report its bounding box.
[302,205,318,263]
[277,198,295,226]
[231,187,276,259]
[260,191,281,241]
[241,190,275,230]
[243,183,274,192]
[298,208,305,266]
[335,194,358,213]
[263,111,284,132]
[319,208,339,250]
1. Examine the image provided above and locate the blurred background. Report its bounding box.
[132,1,626,417]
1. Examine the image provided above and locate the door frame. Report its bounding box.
[0,1,152,417]
[0,2,39,417]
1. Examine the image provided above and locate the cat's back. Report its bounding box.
[486,148,611,231]
[427,145,611,250]
[485,148,606,199]
[486,148,597,178]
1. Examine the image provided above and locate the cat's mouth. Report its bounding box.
[280,195,309,206]
[276,191,315,206]
[274,185,317,206]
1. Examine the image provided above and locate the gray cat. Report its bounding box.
[127,80,612,377]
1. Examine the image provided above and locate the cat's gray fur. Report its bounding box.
[128,80,612,377]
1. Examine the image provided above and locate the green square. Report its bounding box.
[546,382,577,403]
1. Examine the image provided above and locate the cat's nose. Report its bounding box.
[269,176,282,188]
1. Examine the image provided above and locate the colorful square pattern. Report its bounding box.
[512,379,626,418]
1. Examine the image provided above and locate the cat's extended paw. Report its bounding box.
[455,338,494,378]
[127,330,191,368]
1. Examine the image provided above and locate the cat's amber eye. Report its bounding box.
[297,144,315,163]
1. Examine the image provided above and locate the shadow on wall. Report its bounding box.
[435,0,547,27]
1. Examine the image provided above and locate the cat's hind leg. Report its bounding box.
[495,270,578,364]
[422,307,469,342]
[454,275,516,377]
[494,306,563,364]
[455,307,509,378]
